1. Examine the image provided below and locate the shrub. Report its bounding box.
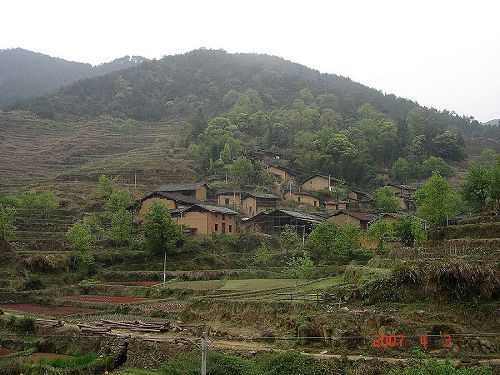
[259,351,334,375]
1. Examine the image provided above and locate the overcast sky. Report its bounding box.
[1,0,499,122]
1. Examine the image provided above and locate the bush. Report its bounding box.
[259,351,335,375]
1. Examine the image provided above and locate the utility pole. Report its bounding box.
[134,173,137,189]
[201,332,207,375]
[163,252,167,283]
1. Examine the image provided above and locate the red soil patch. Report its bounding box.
[0,304,96,317]
[61,295,152,304]
[98,281,160,287]
[0,348,13,356]
[25,352,73,362]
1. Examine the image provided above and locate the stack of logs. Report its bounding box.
[36,319,64,328]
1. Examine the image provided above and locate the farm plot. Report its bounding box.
[140,301,186,313]
[0,303,96,316]
[219,279,304,291]
[97,281,160,287]
[162,280,224,291]
[60,295,152,304]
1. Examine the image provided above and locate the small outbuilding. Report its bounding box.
[283,191,319,207]
[242,209,324,236]
[154,182,208,201]
[300,174,343,192]
[327,210,377,230]
[171,203,238,236]
[241,192,279,217]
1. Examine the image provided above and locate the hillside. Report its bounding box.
[0,48,145,109]
[15,49,499,139]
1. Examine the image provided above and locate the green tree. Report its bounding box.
[20,191,38,217]
[487,164,500,204]
[431,131,467,161]
[65,221,93,252]
[106,189,132,213]
[333,222,361,263]
[394,216,426,247]
[461,164,490,210]
[227,156,255,188]
[278,226,301,254]
[285,250,314,280]
[390,157,410,183]
[422,156,453,177]
[307,222,339,260]
[37,190,59,218]
[108,208,133,246]
[95,175,116,199]
[415,172,460,224]
[479,148,497,168]
[372,186,400,213]
[142,202,184,255]
[367,219,394,252]
[0,206,16,244]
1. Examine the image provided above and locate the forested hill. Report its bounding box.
[0,48,145,109]
[13,48,499,139]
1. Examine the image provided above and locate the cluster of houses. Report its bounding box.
[130,163,419,238]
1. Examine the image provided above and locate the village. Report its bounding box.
[131,155,420,240]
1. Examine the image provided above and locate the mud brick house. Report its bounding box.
[386,183,416,198]
[348,189,373,210]
[134,191,200,221]
[300,174,343,191]
[325,199,350,211]
[241,192,279,216]
[215,189,243,208]
[171,203,238,236]
[327,210,377,230]
[154,182,208,201]
[266,163,298,181]
[242,209,323,236]
[283,191,319,207]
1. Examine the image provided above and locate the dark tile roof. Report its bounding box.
[267,163,298,176]
[173,203,238,216]
[245,209,323,224]
[214,189,243,196]
[244,192,280,199]
[155,182,208,192]
[140,191,200,205]
[285,191,316,197]
[330,210,377,223]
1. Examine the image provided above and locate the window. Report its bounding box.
[222,223,226,234]
[214,223,219,232]
[228,224,232,233]
[225,198,230,205]
[298,197,301,202]
[222,214,226,220]
[314,200,317,206]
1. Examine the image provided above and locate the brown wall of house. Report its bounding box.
[137,197,176,220]
[301,176,330,191]
[217,193,241,207]
[327,214,361,228]
[348,191,358,200]
[242,197,257,216]
[176,211,237,236]
[283,192,319,207]
[195,186,208,201]
[268,166,292,181]
[325,202,347,211]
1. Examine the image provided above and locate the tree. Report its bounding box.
[37,190,59,218]
[20,191,38,217]
[95,175,116,199]
[487,164,500,204]
[367,219,394,253]
[65,222,93,252]
[0,206,16,244]
[372,186,400,213]
[106,189,132,213]
[278,226,301,254]
[142,202,184,255]
[307,222,339,260]
[394,216,426,247]
[421,156,453,178]
[333,222,361,263]
[431,131,467,161]
[461,164,490,210]
[415,172,460,224]
[479,148,497,168]
[227,156,255,188]
[390,158,410,183]
[285,251,314,280]
[109,208,133,246]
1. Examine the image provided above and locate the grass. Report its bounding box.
[112,369,159,375]
[162,280,225,291]
[219,278,304,291]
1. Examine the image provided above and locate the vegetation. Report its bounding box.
[372,186,400,213]
[415,172,461,224]
[394,216,426,247]
[0,205,16,243]
[142,202,185,255]
[367,219,394,252]
[65,221,93,252]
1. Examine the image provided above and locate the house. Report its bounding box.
[386,183,416,198]
[300,174,343,192]
[348,189,373,210]
[249,148,283,161]
[171,203,238,236]
[376,213,401,224]
[154,182,208,201]
[241,209,323,236]
[266,164,298,181]
[134,191,200,221]
[327,210,377,230]
[215,189,243,208]
[283,191,319,208]
[325,199,350,211]
[241,192,279,217]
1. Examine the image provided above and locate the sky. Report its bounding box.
[1,0,499,122]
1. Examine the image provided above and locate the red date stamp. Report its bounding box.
[372,333,451,348]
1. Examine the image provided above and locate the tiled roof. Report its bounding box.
[301,174,344,185]
[140,191,200,205]
[330,210,377,222]
[174,203,238,215]
[245,192,280,199]
[155,182,207,192]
